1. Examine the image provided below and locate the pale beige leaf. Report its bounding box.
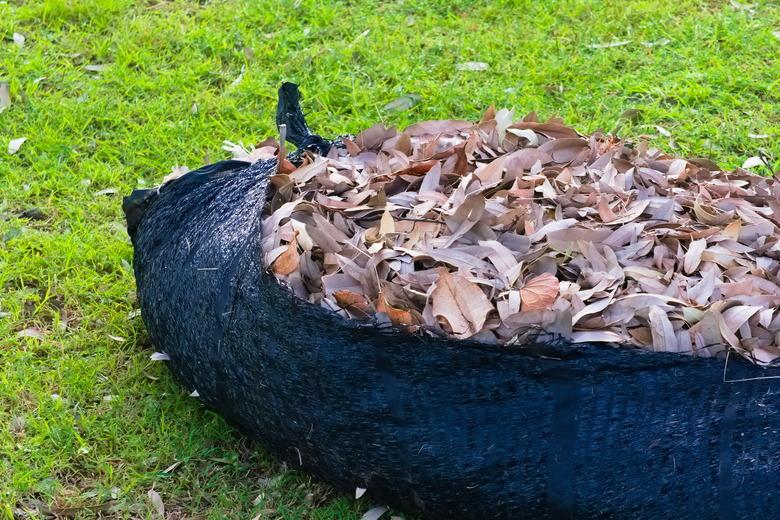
[694,197,732,225]
[17,327,46,340]
[431,271,493,339]
[147,490,165,518]
[723,220,742,240]
[290,220,314,251]
[0,82,11,109]
[456,61,489,71]
[722,305,760,333]
[379,210,395,235]
[648,305,679,352]
[8,137,26,155]
[742,156,764,170]
[571,297,612,326]
[683,239,707,274]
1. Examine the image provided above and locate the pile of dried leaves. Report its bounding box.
[247,109,780,365]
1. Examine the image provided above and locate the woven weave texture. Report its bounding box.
[124,89,780,517]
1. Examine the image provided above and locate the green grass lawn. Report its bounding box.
[1,0,779,517]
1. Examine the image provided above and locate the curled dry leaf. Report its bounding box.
[334,290,372,317]
[272,235,300,275]
[376,292,420,327]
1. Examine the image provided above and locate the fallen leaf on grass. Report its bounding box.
[229,64,246,89]
[8,137,26,155]
[17,327,46,340]
[742,156,765,170]
[456,61,489,71]
[147,490,164,518]
[384,94,421,112]
[94,188,118,196]
[85,64,109,72]
[641,38,671,47]
[0,82,10,110]
[163,461,182,473]
[588,40,631,49]
[13,33,25,48]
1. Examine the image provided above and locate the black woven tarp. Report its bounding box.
[124,85,780,519]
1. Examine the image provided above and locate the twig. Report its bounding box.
[722,348,780,384]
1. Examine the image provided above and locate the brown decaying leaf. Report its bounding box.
[238,103,780,365]
[272,235,299,275]
[376,292,420,327]
[333,290,372,318]
[520,273,560,312]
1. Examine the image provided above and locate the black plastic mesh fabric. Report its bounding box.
[124,86,780,520]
